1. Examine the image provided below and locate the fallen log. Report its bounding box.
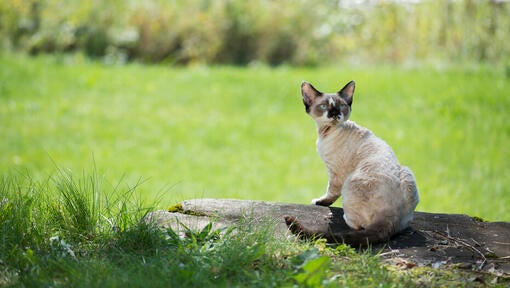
[145,198,510,275]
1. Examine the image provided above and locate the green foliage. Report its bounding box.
[291,247,331,287]
[52,170,99,238]
[0,0,509,65]
[0,172,289,286]
[0,52,508,285]
[0,176,44,269]
[0,173,507,286]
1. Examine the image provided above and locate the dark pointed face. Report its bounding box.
[301,81,355,125]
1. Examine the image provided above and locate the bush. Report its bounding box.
[0,0,508,65]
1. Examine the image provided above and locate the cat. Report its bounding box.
[284,80,419,246]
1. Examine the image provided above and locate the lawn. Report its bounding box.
[0,53,508,221]
[1,53,509,287]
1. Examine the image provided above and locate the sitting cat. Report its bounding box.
[284,80,419,246]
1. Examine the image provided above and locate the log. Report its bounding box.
[145,198,510,274]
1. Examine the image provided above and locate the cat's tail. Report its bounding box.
[400,166,420,211]
[283,215,394,247]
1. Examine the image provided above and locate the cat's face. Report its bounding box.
[301,81,355,125]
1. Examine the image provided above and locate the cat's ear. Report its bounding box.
[338,80,355,106]
[301,81,322,113]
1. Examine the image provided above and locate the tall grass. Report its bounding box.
[0,171,333,286]
[0,175,44,263]
[0,170,149,258]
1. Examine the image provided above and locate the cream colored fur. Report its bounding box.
[303,80,419,239]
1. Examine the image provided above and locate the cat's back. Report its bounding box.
[329,120,374,153]
[329,121,399,169]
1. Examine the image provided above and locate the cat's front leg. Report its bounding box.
[312,180,342,206]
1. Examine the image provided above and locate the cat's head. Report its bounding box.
[301,80,355,125]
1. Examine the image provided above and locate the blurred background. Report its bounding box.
[1,0,508,221]
[1,0,509,66]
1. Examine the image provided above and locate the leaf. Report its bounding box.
[197,222,213,242]
[290,247,321,266]
[294,256,330,286]
[24,248,37,264]
[248,242,265,260]
[166,226,179,241]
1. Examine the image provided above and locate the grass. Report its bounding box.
[1,53,508,221]
[1,173,505,287]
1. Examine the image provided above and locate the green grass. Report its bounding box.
[0,53,509,222]
[2,173,504,287]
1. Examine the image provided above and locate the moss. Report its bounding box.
[485,252,498,259]
[167,203,207,216]
[168,203,183,213]
[183,210,207,217]
[472,216,485,222]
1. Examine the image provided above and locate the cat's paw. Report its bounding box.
[312,198,332,206]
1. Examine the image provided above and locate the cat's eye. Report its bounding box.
[319,104,328,110]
